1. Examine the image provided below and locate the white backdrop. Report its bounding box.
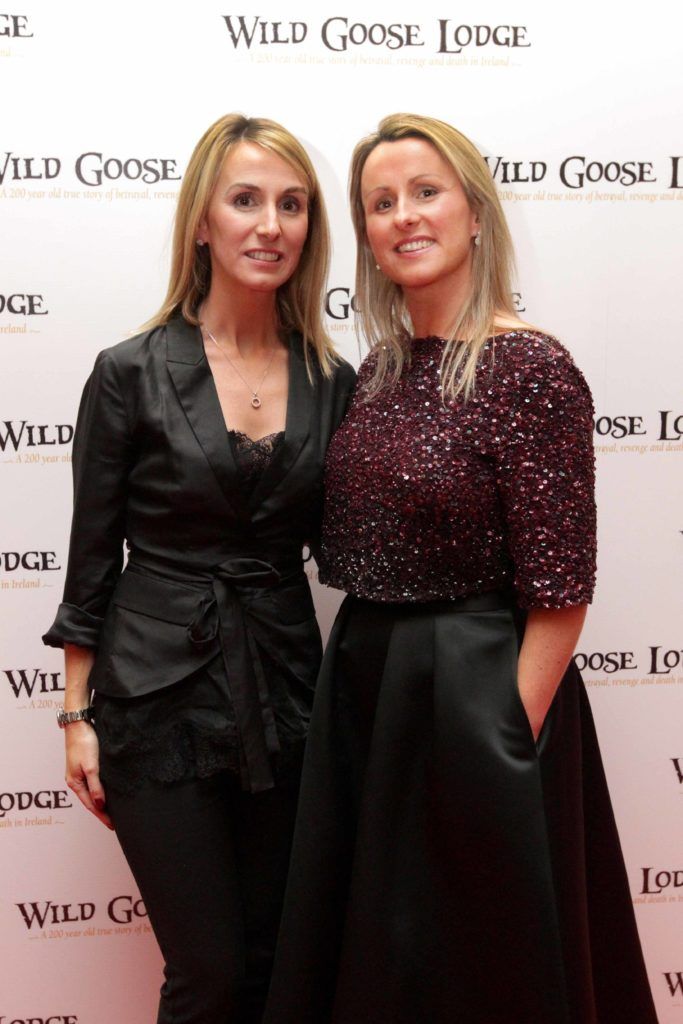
[1,2,682,1021]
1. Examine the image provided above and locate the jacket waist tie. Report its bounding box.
[127,555,301,794]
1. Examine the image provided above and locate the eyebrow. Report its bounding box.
[363,173,448,199]
[227,181,309,195]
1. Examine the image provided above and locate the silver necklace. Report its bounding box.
[204,328,277,409]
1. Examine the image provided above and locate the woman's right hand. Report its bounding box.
[65,721,114,829]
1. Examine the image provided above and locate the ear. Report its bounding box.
[196,214,209,246]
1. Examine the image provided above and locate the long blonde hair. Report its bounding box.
[144,113,336,375]
[349,113,518,399]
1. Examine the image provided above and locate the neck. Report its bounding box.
[200,282,280,353]
[404,268,473,340]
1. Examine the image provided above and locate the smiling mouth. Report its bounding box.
[396,239,435,254]
[246,251,282,262]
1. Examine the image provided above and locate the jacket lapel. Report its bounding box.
[248,333,314,512]
[165,316,246,521]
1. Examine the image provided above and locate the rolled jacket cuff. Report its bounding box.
[42,603,104,649]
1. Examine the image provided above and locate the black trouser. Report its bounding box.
[105,764,302,1024]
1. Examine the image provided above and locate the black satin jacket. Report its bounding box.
[43,315,356,792]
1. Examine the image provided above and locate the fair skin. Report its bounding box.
[63,644,112,828]
[64,142,311,824]
[197,141,309,440]
[362,136,480,339]
[361,137,587,739]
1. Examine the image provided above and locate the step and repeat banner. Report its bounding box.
[1,2,682,1021]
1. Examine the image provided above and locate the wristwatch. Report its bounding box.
[56,706,95,728]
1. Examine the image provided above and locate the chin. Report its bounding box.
[396,269,443,290]
[242,266,290,287]
[246,279,284,293]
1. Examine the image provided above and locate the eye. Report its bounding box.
[232,192,257,208]
[280,195,303,213]
[417,186,439,199]
[374,197,393,212]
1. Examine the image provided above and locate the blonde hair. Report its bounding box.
[349,113,518,399]
[144,113,336,375]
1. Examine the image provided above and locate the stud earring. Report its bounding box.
[375,263,381,270]
[196,239,205,246]
[473,233,481,247]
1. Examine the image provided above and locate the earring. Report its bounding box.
[196,239,205,247]
[375,263,381,270]
[474,233,481,247]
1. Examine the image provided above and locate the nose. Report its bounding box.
[393,195,419,230]
[257,203,282,240]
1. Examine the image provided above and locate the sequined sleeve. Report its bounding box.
[494,339,596,609]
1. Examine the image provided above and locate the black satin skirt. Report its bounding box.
[264,594,657,1024]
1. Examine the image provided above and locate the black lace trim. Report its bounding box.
[229,429,284,495]
[99,717,306,794]
[99,717,241,794]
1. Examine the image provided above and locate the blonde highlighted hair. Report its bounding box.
[144,113,337,375]
[349,113,519,399]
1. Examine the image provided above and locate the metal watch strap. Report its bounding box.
[56,706,94,728]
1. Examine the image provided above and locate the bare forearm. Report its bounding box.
[62,642,112,828]
[64,642,95,709]
[517,605,588,739]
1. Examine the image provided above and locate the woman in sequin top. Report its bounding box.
[42,114,355,1024]
[264,115,656,1024]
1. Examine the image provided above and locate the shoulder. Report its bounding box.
[491,328,577,370]
[489,329,593,401]
[94,324,166,373]
[83,326,169,401]
[481,330,595,433]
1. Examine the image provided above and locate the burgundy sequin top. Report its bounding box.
[319,331,596,609]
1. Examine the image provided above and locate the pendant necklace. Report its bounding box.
[204,328,277,409]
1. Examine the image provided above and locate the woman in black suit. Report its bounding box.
[43,113,355,1024]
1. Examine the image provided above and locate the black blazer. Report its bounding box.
[43,315,356,791]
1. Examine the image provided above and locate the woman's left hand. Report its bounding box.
[516,605,588,741]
